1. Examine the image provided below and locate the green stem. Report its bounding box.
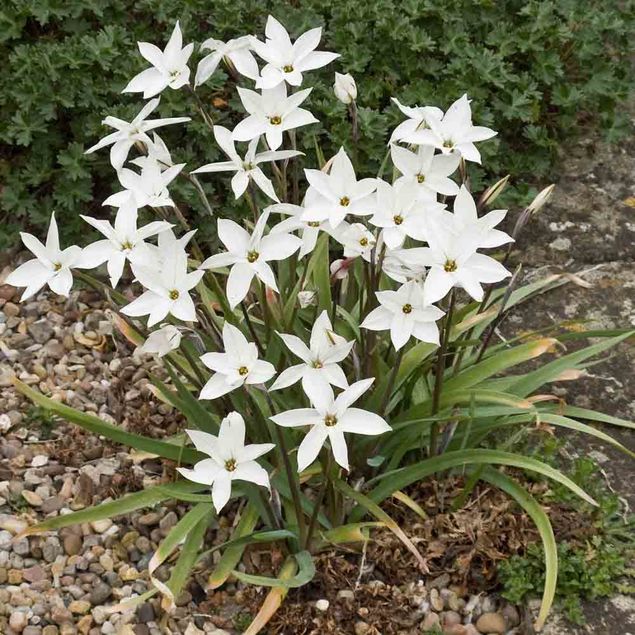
[241,302,264,357]
[429,290,456,456]
[304,454,332,550]
[264,392,307,547]
[380,347,404,417]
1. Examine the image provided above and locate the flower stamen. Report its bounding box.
[444,259,458,272]
[324,414,338,427]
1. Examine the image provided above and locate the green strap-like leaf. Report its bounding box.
[559,405,635,430]
[508,331,634,397]
[313,233,332,313]
[232,550,315,588]
[149,502,214,609]
[333,478,428,571]
[443,338,557,392]
[162,509,212,610]
[479,468,557,631]
[349,449,597,522]
[13,379,203,464]
[19,481,206,536]
[207,502,259,589]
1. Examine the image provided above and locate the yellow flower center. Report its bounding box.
[307,221,320,228]
[269,115,282,125]
[393,214,404,225]
[339,196,350,207]
[313,360,323,369]
[169,289,180,300]
[324,414,338,427]
[225,458,237,472]
[120,240,133,251]
[247,250,259,263]
[416,174,425,183]
[359,237,369,247]
[402,303,412,314]
[283,64,294,73]
[444,259,457,272]
[443,140,454,149]
[53,262,62,271]
[238,366,249,376]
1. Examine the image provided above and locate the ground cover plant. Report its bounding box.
[4,15,635,633]
[1,0,634,251]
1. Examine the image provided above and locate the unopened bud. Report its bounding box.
[478,175,509,209]
[333,72,357,104]
[297,290,317,308]
[528,184,555,215]
[330,258,354,280]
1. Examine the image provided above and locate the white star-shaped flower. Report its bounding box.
[232,83,318,151]
[123,21,194,98]
[103,158,184,208]
[331,221,377,262]
[389,98,444,144]
[414,94,497,164]
[251,16,339,89]
[139,324,182,357]
[301,148,377,229]
[404,214,511,304]
[122,247,204,326]
[361,280,444,350]
[6,213,82,301]
[200,211,302,308]
[270,310,354,403]
[199,323,275,400]
[84,97,190,169]
[391,144,460,198]
[177,413,274,513]
[195,36,260,86]
[79,202,172,287]
[192,126,301,202]
[448,185,513,249]
[369,180,444,249]
[271,379,390,471]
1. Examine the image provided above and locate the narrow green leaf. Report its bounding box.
[559,405,635,430]
[207,502,259,589]
[232,550,315,588]
[313,233,332,313]
[350,449,597,522]
[13,379,203,464]
[479,468,557,631]
[444,338,557,392]
[334,478,428,571]
[162,510,211,610]
[508,331,634,397]
[149,503,214,608]
[19,481,205,536]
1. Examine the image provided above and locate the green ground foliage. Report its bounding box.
[498,446,635,624]
[1,0,634,248]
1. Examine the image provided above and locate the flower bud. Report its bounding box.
[297,290,317,308]
[333,72,357,104]
[478,174,509,209]
[330,258,354,280]
[528,184,555,215]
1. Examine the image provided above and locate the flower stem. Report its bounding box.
[380,347,404,417]
[240,302,264,357]
[429,289,456,456]
[267,398,307,547]
[303,453,332,550]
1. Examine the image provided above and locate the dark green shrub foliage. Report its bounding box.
[1,0,634,248]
